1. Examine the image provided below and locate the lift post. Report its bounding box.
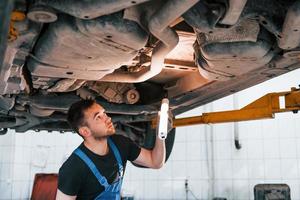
[152,87,300,128]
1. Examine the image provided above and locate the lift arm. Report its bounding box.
[152,87,300,128]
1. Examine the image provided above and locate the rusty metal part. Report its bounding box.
[9,11,25,42]
[152,87,300,128]
[11,10,26,21]
[87,82,140,104]
[125,89,140,104]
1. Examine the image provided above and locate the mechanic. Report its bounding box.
[56,99,171,200]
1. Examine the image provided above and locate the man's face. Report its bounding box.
[83,103,115,139]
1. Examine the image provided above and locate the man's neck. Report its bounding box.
[83,137,109,156]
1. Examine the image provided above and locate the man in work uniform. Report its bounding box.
[56,99,170,200]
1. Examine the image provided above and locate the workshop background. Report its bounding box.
[0,69,300,200]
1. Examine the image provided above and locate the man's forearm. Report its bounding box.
[150,137,166,169]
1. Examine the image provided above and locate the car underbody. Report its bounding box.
[1,0,300,153]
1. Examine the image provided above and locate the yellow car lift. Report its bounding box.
[152,87,300,128]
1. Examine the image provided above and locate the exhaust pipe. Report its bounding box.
[100,0,199,83]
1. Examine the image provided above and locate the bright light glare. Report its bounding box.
[158,98,169,140]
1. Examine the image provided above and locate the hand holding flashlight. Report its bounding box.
[158,98,170,140]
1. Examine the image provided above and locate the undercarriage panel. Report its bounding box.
[27,13,148,80]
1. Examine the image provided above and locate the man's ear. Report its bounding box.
[78,126,91,138]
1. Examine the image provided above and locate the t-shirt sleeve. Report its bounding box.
[122,136,141,161]
[57,155,85,196]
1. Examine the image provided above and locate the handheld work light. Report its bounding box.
[158,98,169,140]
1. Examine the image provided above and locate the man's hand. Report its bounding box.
[156,110,174,139]
[133,110,174,169]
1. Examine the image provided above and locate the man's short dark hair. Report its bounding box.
[67,99,96,133]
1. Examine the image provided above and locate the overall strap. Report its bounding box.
[107,138,123,174]
[73,148,110,189]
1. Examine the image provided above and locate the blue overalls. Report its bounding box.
[73,138,123,200]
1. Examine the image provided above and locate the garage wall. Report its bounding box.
[0,69,299,200]
[206,102,300,199]
[0,131,83,199]
[0,133,15,199]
